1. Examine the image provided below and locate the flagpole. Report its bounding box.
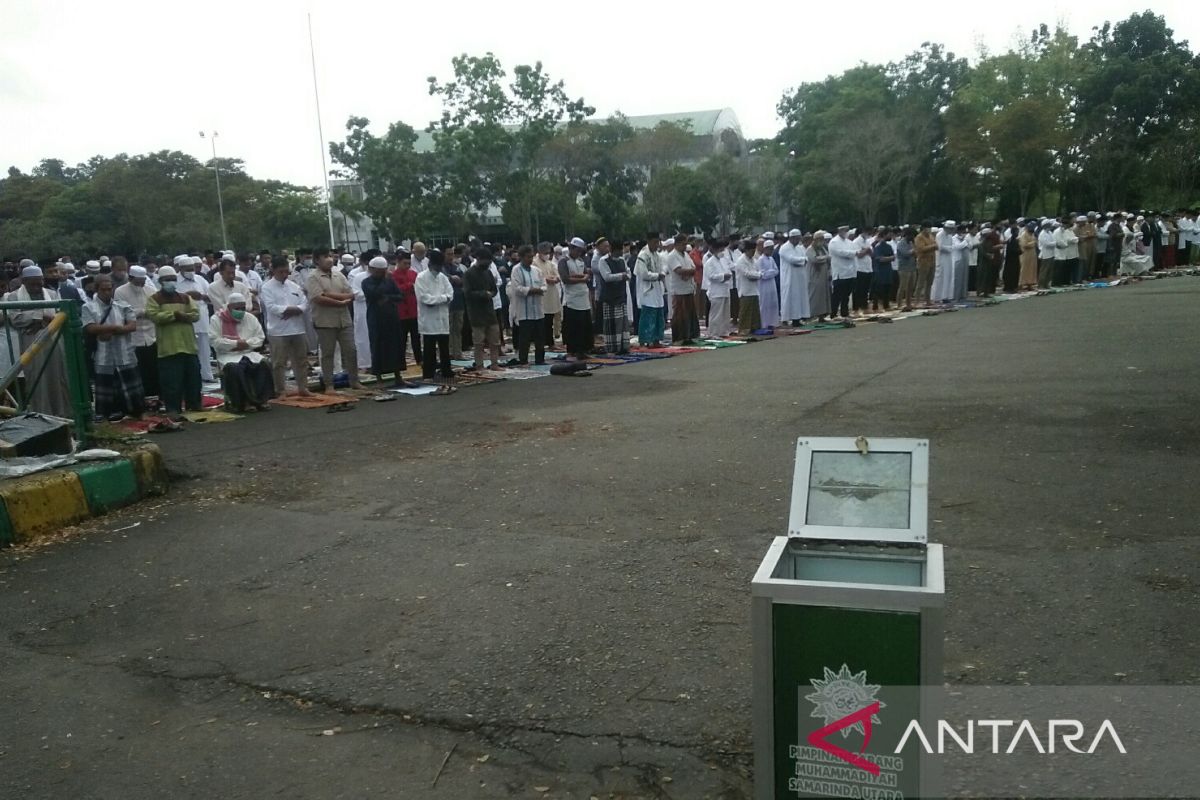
[308,11,336,248]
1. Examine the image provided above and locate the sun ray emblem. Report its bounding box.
[804,664,885,738]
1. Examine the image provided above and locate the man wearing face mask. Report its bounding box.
[145,266,202,417]
[208,292,272,413]
[174,255,215,384]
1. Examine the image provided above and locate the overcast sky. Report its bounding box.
[3,0,1197,190]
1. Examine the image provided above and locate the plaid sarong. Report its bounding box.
[602,301,630,354]
[93,362,145,417]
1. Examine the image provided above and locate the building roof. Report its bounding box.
[408,108,741,153]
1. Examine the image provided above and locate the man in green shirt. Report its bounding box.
[145,266,202,415]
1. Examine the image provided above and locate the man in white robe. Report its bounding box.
[347,256,372,372]
[932,221,958,304]
[778,228,810,324]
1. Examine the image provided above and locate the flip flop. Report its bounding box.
[434,385,457,396]
[326,402,356,413]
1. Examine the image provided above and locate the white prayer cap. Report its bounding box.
[368,256,388,269]
[1016,217,1025,223]
[21,265,43,279]
[129,265,148,279]
[980,226,992,233]
[340,253,355,264]
[813,229,826,238]
[101,259,112,267]
[822,232,833,239]
[1075,215,1087,222]
[762,231,774,239]
[187,256,202,266]
[943,220,957,228]
[157,266,178,279]
[1136,215,1145,221]
[85,259,101,272]
[837,224,849,230]
[1088,211,1098,216]
[227,292,247,305]
[788,228,802,237]
[220,252,236,263]
[18,258,35,268]
[173,254,190,267]
[848,228,858,237]
[568,236,586,249]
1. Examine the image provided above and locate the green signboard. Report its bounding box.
[772,603,922,799]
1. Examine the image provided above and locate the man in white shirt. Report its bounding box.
[415,249,455,390]
[828,225,859,320]
[1054,215,1079,286]
[115,265,159,402]
[558,237,593,359]
[207,257,250,315]
[1036,219,1057,288]
[702,239,734,337]
[347,254,373,372]
[260,256,311,398]
[734,239,764,333]
[665,233,698,343]
[176,256,214,383]
[850,228,873,316]
[410,242,430,273]
[208,292,273,412]
[634,233,668,346]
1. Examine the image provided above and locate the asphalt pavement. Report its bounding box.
[2,278,1198,799]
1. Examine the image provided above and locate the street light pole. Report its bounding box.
[199,131,229,250]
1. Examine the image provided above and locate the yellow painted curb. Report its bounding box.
[128,444,168,496]
[0,470,90,543]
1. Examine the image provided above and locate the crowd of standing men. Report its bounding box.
[2,205,1193,422]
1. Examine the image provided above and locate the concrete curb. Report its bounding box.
[0,444,168,547]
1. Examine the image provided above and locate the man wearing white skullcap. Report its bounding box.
[779,228,810,324]
[4,264,73,417]
[83,272,145,420]
[115,265,161,401]
[208,291,272,411]
[174,257,214,383]
[146,266,203,415]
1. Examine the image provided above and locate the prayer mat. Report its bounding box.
[495,368,549,380]
[201,394,224,408]
[269,393,359,409]
[182,410,242,424]
[771,327,814,336]
[451,373,504,387]
[390,385,439,396]
[658,346,711,354]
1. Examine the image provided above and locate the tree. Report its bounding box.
[426,53,593,242]
[1075,12,1200,209]
[696,154,762,236]
[643,166,716,233]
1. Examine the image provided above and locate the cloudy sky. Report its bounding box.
[3,0,1197,189]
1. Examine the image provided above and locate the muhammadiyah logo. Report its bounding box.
[806,664,885,738]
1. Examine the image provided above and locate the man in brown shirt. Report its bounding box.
[305,248,364,392]
[914,224,938,306]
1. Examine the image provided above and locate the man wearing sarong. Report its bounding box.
[82,274,144,420]
[597,244,631,354]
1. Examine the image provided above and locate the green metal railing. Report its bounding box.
[0,300,93,443]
